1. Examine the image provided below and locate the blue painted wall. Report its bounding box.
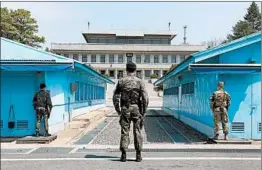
[162,41,261,139]
[1,69,107,137]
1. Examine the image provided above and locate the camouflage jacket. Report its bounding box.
[113,73,149,114]
[33,90,53,111]
[210,89,231,110]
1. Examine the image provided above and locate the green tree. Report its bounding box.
[226,2,261,42]
[244,2,261,31]
[1,8,45,48]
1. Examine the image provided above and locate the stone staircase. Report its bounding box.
[106,80,162,107]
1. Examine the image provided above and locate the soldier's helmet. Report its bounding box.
[217,81,224,88]
[126,62,137,72]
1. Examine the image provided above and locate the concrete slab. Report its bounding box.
[16,135,57,144]
[208,137,252,144]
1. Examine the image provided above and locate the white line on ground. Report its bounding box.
[1,157,260,161]
[68,147,79,154]
[156,118,176,144]
[25,147,40,154]
[162,117,193,143]
[88,117,116,145]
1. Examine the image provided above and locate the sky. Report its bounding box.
[2,2,261,48]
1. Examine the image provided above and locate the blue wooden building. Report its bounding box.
[1,38,114,137]
[154,33,261,140]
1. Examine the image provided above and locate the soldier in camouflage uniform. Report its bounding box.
[210,81,231,140]
[113,62,149,162]
[33,83,53,137]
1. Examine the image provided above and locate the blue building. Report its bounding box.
[154,33,261,140]
[1,38,114,137]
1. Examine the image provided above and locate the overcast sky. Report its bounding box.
[2,2,261,48]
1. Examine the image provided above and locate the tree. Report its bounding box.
[226,2,261,42]
[1,8,45,48]
[201,38,225,48]
[244,2,261,31]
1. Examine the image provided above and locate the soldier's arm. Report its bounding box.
[140,81,149,113]
[113,80,121,114]
[46,92,53,110]
[226,92,231,107]
[33,93,38,110]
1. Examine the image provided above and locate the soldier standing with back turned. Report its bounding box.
[210,81,231,140]
[33,83,53,137]
[113,62,149,162]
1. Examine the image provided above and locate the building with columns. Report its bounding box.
[51,30,206,80]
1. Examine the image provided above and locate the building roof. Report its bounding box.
[82,29,177,39]
[1,37,114,84]
[51,43,206,53]
[154,32,261,85]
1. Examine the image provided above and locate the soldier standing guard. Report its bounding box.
[33,83,53,137]
[210,81,231,140]
[113,62,149,162]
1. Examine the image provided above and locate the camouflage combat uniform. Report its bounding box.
[33,90,52,134]
[113,73,149,152]
[210,89,231,137]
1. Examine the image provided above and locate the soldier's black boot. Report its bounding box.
[45,131,51,137]
[36,131,39,137]
[120,151,126,162]
[136,151,142,162]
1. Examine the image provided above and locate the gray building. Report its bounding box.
[51,30,206,79]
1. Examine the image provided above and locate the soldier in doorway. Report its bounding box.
[113,62,149,162]
[210,81,231,140]
[33,83,53,137]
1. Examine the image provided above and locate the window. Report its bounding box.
[154,55,159,63]
[100,70,106,75]
[171,56,177,63]
[136,70,142,78]
[91,54,96,63]
[180,56,186,62]
[144,70,151,78]
[64,54,69,58]
[82,54,87,62]
[109,55,114,63]
[182,82,194,95]
[100,55,105,63]
[109,70,115,78]
[163,70,168,75]
[73,54,78,61]
[75,82,80,102]
[118,70,123,79]
[118,55,124,63]
[154,70,160,78]
[144,55,150,63]
[127,56,133,63]
[136,55,141,63]
[162,56,168,63]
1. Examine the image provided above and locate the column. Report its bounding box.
[79,54,82,62]
[96,54,100,63]
[105,54,109,63]
[114,69,118,79]
[141,54,145,64]
[142,70,145,80]
[106,69,109,75]
[160,70,163,77]
[87,54,91,63]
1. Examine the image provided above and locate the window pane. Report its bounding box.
[127,56,132,63]
[109,55,114,63]
[144,55,150,63]
[100,55,105,63]
[109,70,115,78]
[180,56,185,62]
[91,54,96,62]
[154,55,159,63]
[136,55,141,63]
[118,55,124,63]
[171,56,176,63]
[144,70,151,78]
[73,54,78,61]
[82,54,87,62]
[64,54,69,58]
[163,56,168,63]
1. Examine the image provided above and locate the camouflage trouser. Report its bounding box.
[36,108,49,133]
[213,108,228,135]
[119,105,143,152]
